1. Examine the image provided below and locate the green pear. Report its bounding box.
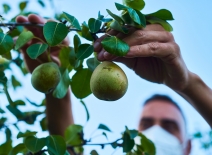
[90,61,128,101]
[31,62,61,93]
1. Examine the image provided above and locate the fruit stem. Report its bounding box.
[33,36,46,44]
[47,47,52,62]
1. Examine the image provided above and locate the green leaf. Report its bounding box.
[101,36,129,56]
[123,131,135,152]
[111,142,118,149]
[106,9,124,25]
[74,34,81,52]
[134,10,146,27]
[65,150,71,155]
[90,150,99,155]
[74,60,84,70]
[98,11,104,20]
[0,108,5,113]
[0,71,7,84]
[59,47,73,69]
[38,0,45,7]
[17,131,37,139]
[13,100,25,106]
[98,12,113,22]
[3,4,11,14]
[53,69,70,99]
[86,57,100,72]
[19,1,28,11]
[81,22,93,41]
[109,20,129,34]
[71,68,92,99]
[193,132,202,138]
[24,136,47,153]
[15,31,34,50]
[40,117,48,131]
[102,132,108,140]
[146,9,174,20]
[88,18,102,33]
[65,124,83,145]
[146,16,173,31]
[115,3,141,25]
[5,128,12,141]
[122,0,145,11]
[80,100,90,121]
[47,135,66,155]
[0,117,7,129]
[138,133,155,155]
[6,105,24,119]
[76,44,94,60]
[8,26,24,38]
[68,47,77,67]
[11,75,22,90]
[0,32,14,55]
[26,43,48,59]
[8,143,26,155]
[0,140,12,154]
[43,22,68,46]
[98,124,112,132]
[63,12,81,30]
[127,129,138,139]
[23,111,43,124]
[121,10,133,24]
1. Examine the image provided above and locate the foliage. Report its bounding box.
[0,0,176,154]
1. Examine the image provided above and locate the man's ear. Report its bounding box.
[185,139,192,155]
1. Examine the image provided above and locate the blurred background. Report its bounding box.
[0,0,212,154]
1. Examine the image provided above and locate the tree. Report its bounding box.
[0,0,176,154]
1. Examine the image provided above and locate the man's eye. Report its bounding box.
[162,123,178,134]
[140,122,153,130]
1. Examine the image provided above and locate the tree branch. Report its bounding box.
[0,22,106,34]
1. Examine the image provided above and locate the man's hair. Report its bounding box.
[143,94,186,123]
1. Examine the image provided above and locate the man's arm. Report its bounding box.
[178,72,212,126]
[94,24,212,127]
[16,14,74,136]
[45,90,74,136]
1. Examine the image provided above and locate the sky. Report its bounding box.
[0,0,212,154]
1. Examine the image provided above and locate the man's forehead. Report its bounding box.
[140,100,184,124]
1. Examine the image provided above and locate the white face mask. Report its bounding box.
[135,125,185,155]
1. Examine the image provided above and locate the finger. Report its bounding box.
[28,14,46,24]
[126,42,179,61]
[123,30,174,46]
[16,15,28,23]
[94,29,119,52]
[144,24,165,31]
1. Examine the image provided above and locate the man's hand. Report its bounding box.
[16,14,69,73]
[16,14,73,136]
[94,24,190,91]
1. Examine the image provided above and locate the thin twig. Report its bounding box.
[0,22,107,33]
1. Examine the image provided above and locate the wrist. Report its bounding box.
[179,71,202,95]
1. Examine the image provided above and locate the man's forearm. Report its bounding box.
[178,72,212,127]
[45,89,74,136]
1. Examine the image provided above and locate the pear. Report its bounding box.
[31,62,61,93]
[90,61,128,101]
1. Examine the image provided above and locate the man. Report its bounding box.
[138,94,191,155]
[16,14,212,154]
